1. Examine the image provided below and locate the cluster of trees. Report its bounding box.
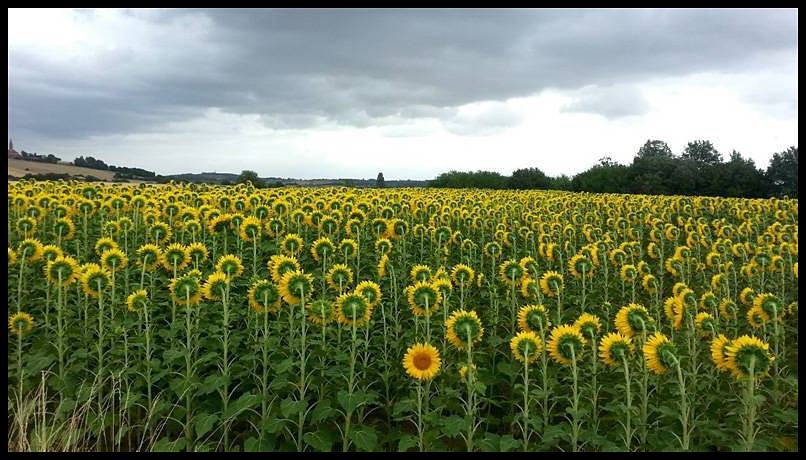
[19,150,61,164]
[229,170,285,188]
[429,140,798,198]
[74,156,156,178]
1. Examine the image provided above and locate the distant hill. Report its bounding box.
[161,172,427,187]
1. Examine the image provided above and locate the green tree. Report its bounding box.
[682,140,722,166]
[508,167,551,189]
[235,170,263,188]
[636,140,673,158]
[571,157,630,193]
[766,146,798,198]
[376,172,386,188]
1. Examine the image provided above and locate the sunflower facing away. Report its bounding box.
[548,324,586,366]
[598,332,634,367]
[445,309,484,350]
[510,331,543,364]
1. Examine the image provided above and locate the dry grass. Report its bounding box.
[8,159,120,181]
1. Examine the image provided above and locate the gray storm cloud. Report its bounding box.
[8,8,798,139]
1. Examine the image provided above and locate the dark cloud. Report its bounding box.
[8,8,797,138]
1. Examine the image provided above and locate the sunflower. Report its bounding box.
[499,259,525,285]
[94,237,119,256]
[355,280,382,308]
[403,343,441,381]
[519,256,538,276]
[719,298,738,320]
[548,324,586,366]
[694,312,715,335]
[17,238,44,263]
[752,293,782,321]
[739,287,756,306]
[201,271,229,301]
[410,264,432,283]
[539,271,563,298]
[326,264,354,291]
[306,299,334,325]
[483,241,502,260]
[520,277,541,300]
[407,281,442,316]
[101,247,128,272]
[699,291,718,312]
[710,334,732,373]
[269,254,301,284]
[377,253,390,279]
[510,331,543,364]
[45,255,80,286]
[54,217,76,240]
[672,282,688,298]
[335,292,372,326]
[311,237,336,262]
[710,273,726,292]
[459,363,477,383]
[619,264,638,282]
[574,313,602,340]
[279,270,314,305]
[16,216,37,235]
[135,244,162,270]
[646,242,660,259]
[746,307,765,329]
[186,242,209,267]
[476,272,486,289]
[451,263,476,287]
[8,247,17,266]
[641,274,658,294]
[340,239,359,260]
[239,216,262,242]
[41,245,64,263]
[8,311,34,335]
[126,289,149,313]
[642,332,677,375]
[281,233,305,256]
[598,332,634,367]
[614,303,653,338]
[215,254,244,280]
[248,279,281,313]
[568,254,593,279]
[724,335,773,379]
[517,304,551,333]
[664,257,683,278]
[445,309,484,350]
[80,264,111,297]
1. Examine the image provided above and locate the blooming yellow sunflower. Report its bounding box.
[614,303,653,338]
[248,279,281,313]
[539,271,563,298]
[445,309,484,350]
[269,254,301,284]
[574,313,602,340]
[598,332,634,367]
[279,270,314,305]
[548,324,586,366]
[8,311,34,335]
[80,263,111,298]
[510,331,543,364]
[403,343,441,381]
[126,289,149,313]
[407,281,442,316]
[642,332,677,375]
[45,255,80,286]
[710,334,732,373]
[355,280,382,308]
[517,304,551,333]
[326,264,354,291]
[215,254,244,280]
[724,335,773,379]
[451,263,476,287]
[410,264,432,283]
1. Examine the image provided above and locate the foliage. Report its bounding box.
[7,182,798,452]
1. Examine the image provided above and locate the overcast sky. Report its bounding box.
[7,8,798,179]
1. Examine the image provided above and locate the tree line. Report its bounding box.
[428,140,798,198]
[73,156,157,178]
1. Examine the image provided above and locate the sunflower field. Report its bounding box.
[7,181,798,452]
